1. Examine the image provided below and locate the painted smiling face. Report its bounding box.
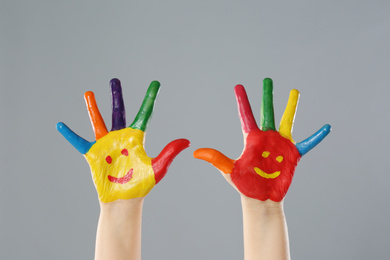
[57,79,190,203]
[232,130,301,202]
[85,128,155,202]
[194,78,331,202]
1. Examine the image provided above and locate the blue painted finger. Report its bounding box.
[56,122,95,154]
[296,124,331,156]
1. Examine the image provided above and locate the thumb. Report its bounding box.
[193,148,234,174]
[152,139,190,184]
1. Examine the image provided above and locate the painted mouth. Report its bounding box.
[254,167,281,179]
[108,169,134,184]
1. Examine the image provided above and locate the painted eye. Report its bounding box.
[121,149,129,156]
[276,156,283,163]
[262,151,270,158]
[106,156,112,164]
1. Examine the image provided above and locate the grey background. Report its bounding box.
[1,0,389,259]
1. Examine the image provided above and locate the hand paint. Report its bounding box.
[57,79,190,203]
[194,78,331,202]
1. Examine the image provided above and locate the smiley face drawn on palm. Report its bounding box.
[194,78,331,202]
[84,128,155,203]
[57,79,190,203]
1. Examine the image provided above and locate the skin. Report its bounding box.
[194,78,331,260]
[57,78,190,260]
[96,198,144,260]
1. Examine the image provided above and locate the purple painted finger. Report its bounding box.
[110,78,126,131]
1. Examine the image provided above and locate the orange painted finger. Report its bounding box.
[193,148,234,174]
[84,91,108,140]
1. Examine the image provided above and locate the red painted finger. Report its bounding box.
[234,85,258,134]
[193,148,234,174]
[152,139,190,184]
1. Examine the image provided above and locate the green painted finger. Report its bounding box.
[260,78,276,131]
[129,81,161,131]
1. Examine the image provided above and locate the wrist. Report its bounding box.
[240,195,284,215]
[96,198,144,260]
[99,197,144,215]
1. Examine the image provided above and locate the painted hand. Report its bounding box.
[194,78,330,202]
[57,79,190,203]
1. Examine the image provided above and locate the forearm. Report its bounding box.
[95,198,144,260]
[241,196,290,260]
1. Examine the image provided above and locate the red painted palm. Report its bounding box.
[194,78,331,202]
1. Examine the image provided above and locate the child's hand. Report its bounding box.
[194,78,330,202]
[57,79,190,203]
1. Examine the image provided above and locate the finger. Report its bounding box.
[151,139,190,184]
[260,78,276,131]
[234,84,258,134]
[130,81,160,131]
[279,89,300,142]
[110,78,126,131]
[56,122,94,154]
[295,124,331,156]
[193,148,234,174]
[84,91,108,140]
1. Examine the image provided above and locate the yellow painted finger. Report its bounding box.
[279,89,299,142]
